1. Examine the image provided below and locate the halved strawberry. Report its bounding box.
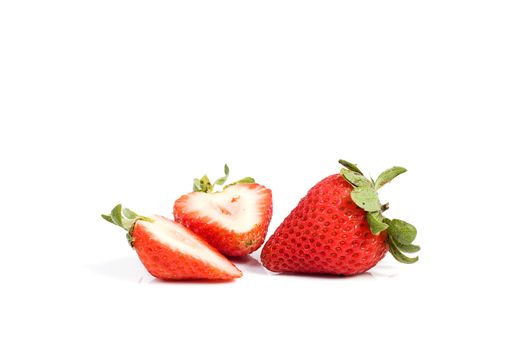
[102,204,242,280]
[173,165,272,257]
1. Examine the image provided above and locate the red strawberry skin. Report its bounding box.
[261,174,388,275]
[173,183,273,257]
[133,219,242,280]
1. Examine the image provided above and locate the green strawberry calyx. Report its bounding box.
[101,204,153,247]
[192,164,255,193]
[338,159,420,264]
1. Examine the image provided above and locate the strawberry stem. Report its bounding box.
[338,159,364,175]
[101,204,153,247]
[193,165,255,193]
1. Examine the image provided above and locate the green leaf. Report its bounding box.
[193,174,213,192]
[214,164,230,187]
[375,166,407,190]
[126,231,135,247]
[338,159,363,175]
[101,214,113,224]
[110,204,123,227]
[391,238,421,253]
[123,208,139,220]
[225,177,255,188]
[367,212,389,235]
[238,177,255,183]
[193,178,202,192]
[214,176,228,186]
[387,219,417,245]
[389,237,419,264]
[340,169,372,188]
[198,175,212,192]
[102,204,152,231]
[351,187,381,212]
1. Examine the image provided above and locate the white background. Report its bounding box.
[1,1,524,349]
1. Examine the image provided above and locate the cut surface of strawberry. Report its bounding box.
[176,184,270,232]
[102,205,242,280]
[173,165,272,256]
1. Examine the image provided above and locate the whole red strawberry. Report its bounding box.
[174,165,272,257]
[261,160,419,276]
[102,204,242,280]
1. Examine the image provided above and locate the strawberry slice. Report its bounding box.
[173,165,272,256]
[102,204,242,280]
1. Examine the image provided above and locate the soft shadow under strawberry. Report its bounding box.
[88,256,149,283]
[148,278,238,285]
[228,255,269,276]
[271,271,374,280]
